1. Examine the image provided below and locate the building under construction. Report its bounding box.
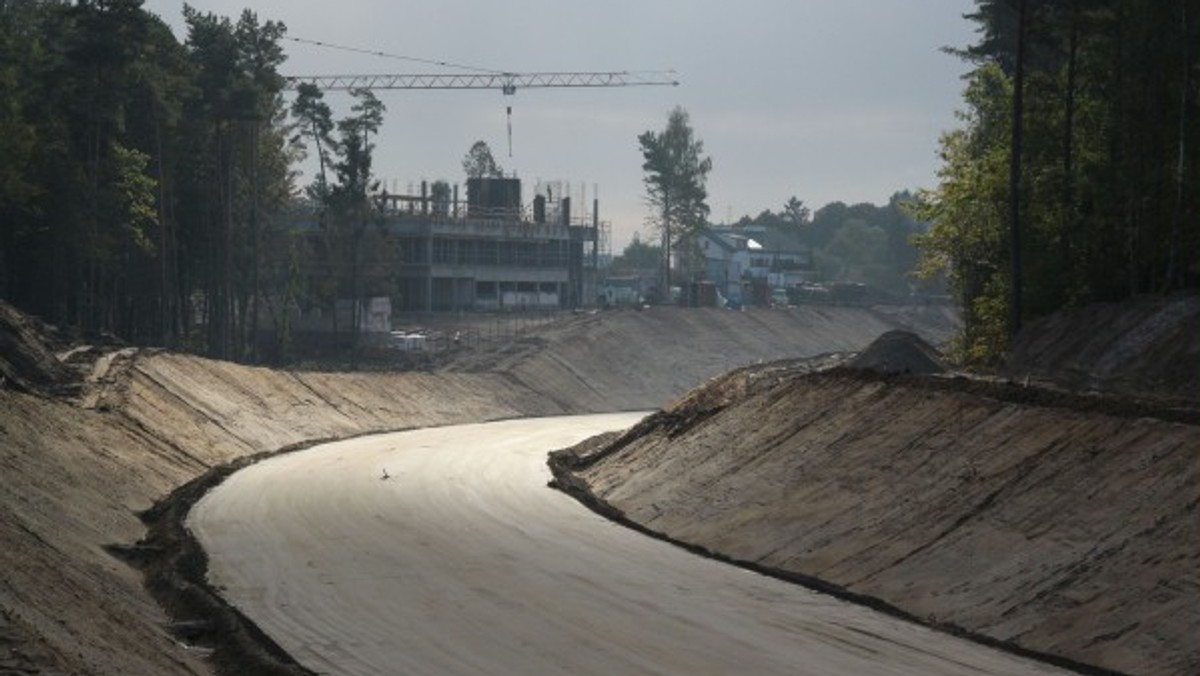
[375,177,607,313]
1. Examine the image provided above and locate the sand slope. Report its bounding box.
[553,362,1199,676]
[1,304,948,674]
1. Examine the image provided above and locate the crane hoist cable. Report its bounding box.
[285,36,506,74]
[282,36,679,157]
[281,36,679,94]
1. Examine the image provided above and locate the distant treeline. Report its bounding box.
[614,193,935,301]
[912,0,1199,361]
[733,193,933,296]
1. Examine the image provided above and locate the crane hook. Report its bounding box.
[507,105,513,158]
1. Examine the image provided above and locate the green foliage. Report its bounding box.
[289,84,394,343]
[911,64,1012,360]
[330,88,391,342]
[611,235,662,272]
[291,82,335,203]
[178,5,292,359]
[824,219,886,281]
[740,193,928,297]
[781,196,810,227]
[462,140,503,179]
[331,89,384,207]
[107,141,158,253]
[0,66,39,219]
[915,0,1200,363]
[639,106,712,286]
[0,0,295,358]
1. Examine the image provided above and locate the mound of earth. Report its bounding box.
[847,329,946,374]
[550,300,1200,676]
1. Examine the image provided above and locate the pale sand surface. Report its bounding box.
[191,413,1069,676]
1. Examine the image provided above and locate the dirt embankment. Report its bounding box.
[1009,293,1200,405]
[441,303,961,409]
[0,355,565,675]
[0,302,950,675]
[550,322,1200,676]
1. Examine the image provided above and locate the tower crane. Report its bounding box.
[280,36,679,156]
[281,36,678,93]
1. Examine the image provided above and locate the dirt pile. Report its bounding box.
[847,329,946,374]
[551,301,1200,676]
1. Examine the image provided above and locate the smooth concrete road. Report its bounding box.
[190,413,1068,675]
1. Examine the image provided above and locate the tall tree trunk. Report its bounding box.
[250,120,260,362]
[224,121,235,359]
[1008,0,1027,339]
[1166,0,1189,291]
[351,222,362,369]
[661,193,671,295]
[208,123,228,359]
[86,94,102,333]
[155,108,172,347]
[1060,1,1079,304]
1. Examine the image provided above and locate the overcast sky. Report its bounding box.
[141,0,979,250]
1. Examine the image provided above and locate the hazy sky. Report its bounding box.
[141,0,979,249]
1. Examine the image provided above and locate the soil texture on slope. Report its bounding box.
[550,321,1199,676]
[0,301,950,674]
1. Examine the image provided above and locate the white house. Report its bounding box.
[698,225,813,304]
[738,225,812,287]
[697,229,746,304]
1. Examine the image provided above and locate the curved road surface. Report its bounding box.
[191,413,1067,675]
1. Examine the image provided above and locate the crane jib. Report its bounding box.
[283,72,680,92]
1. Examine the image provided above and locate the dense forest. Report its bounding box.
[0,0,391,362]
[1,1,290,359]
[913,0,1199,361]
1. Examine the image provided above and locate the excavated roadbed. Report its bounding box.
[0,304,959,675]
[5,298,1197,675]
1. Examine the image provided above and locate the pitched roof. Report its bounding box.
[707,225,809,254]
[697,227,739,252]
[744,225,807,253]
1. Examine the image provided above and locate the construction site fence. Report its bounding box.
[372,308,572,353]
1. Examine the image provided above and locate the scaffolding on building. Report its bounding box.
[285,177,610,315]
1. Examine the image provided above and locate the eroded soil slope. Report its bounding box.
[1009,293,1200,404]
[552,363,1199,676]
